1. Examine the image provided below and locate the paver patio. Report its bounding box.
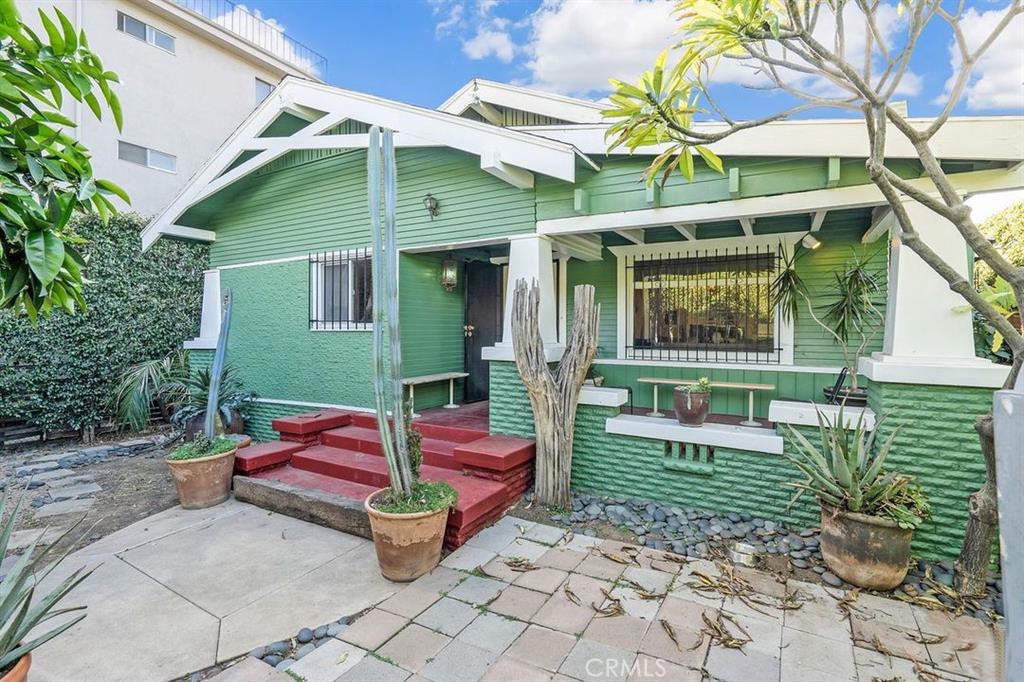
[225,516,1003,682]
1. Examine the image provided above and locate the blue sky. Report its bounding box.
[242,0,1023,117]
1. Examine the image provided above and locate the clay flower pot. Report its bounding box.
[365,489,449,582]
[0,653,30,682]
[673,389,710,426]
[819,504,914,591]
[166,448,237,509]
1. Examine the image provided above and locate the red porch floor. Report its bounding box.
[415,400,489,432]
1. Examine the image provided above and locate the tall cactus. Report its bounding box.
[204,289,233,439]
[368,127,413,495]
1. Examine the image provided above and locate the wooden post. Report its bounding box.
[511,280,599,508]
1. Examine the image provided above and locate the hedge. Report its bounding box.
[0,213,208,431]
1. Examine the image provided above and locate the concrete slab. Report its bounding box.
[414,597,479,637]
[559,638,637,682]
[456,611,527,653]
[210,656,294,682]
[378,624,451,672]
[448,575,506,605]
[337,655,411,681]
[482,656,553,682]
[513,567,568,594]
[286,638,366,682]
[33,497,96,518]
[8,527,66,552]
[420,639,498,682]
[441,545,496,571]
[505,625,577,672]
[122,506,362,617]
[48,482,102,500]
[498,538,550,561]
[488,584,548,621]
[339,608,409,651]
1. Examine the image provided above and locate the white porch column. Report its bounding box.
[483,234,565,362]
[183,270,221,350]
[860,200,1008,387]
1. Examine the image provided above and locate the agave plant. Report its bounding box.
[784,407,929,529]
[169,364,256,433]
[0,492,95,672]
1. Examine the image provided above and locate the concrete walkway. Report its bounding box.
[30,498,397,682]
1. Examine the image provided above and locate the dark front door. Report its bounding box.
[464,260,503,402]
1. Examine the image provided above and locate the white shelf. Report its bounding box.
[605,414,784,455]
[768,400,876,430]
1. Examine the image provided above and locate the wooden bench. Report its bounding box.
[637,377,776,427]
[402,371,469,416]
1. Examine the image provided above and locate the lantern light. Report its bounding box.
[440,257,458,292]
[801,233,822,250]
[422,193,440,220]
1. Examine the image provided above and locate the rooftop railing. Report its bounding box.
[170,0,327,77]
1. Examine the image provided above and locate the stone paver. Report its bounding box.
[498,538,550,561]
[340,609,409,650]
[482,656,553,682]
[536,546,587,571]
[448,575,506,605]
[780,627,856,682]
[464,524,519,552]
[379,586,442,618]
[513,566,569,593]
[583,613,650,650]
[621,566,672,594]
[47,481,102,500]
[33,497,95,518]
[210,656,293,682]
[559,638,637,682]
[607,586,661,621]
[488,584,548,620]
[441,545,496,571]
[377,623,451,672]
[420,639,498,682]
[575,552,627,581]
[505,624,577,672]
[628,654,700,682]
[414,596,480,636]
[522,523,568,545]
[479,555,522,581]
[457,611,527,653]
[408,565,466,595]
[337,655,411,681]
[287,639,366,681]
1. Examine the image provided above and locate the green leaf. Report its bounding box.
[1,265,29,305]
[96,178,129,204]
[37,9,65,55]
[695,145,724,174]
[25,229,65,286]
[54,8,77,52]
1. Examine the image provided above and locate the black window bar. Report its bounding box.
[623,243,782,364]
[309,248,373,330]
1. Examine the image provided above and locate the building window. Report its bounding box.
[117,11,175,53]
[625,244,780,363]
[309,249,373,330]
[255,78,274,104]
[118,141,177,173]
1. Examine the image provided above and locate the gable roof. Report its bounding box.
[439,79,606,124]
[141,77,595,250]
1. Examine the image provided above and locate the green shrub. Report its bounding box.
[0,213,207,431]
[166,433,236,461]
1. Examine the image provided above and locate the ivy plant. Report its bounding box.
[0,0,127,321]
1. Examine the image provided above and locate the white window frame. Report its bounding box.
[118,141,177,174]
[610,233,799,366]
[309,249,373,332]
[116,11,176,54]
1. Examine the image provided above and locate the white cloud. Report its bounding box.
[523,0,676,96]
[936,6,1024,111]
[463,29,516,62]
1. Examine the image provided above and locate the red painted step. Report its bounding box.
[272,410,353,436]
[320,426,461,470]
[252,465,378,501]
[234,441,306,474]
[290,445,508,528]
[455,435,536,472]
[348,412,488,444]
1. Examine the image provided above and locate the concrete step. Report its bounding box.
[271,410,353,443]
[289,445,510,529]
[234,441,307,474]
[233,471,372,540]
[454,435,536,473]
[320,426,462,471]
[349,412,489,444]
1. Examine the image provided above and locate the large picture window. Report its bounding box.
[309,249,372,330]
[625,245,780,363]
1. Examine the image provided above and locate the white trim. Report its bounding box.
[605,414,784,455]
[858,354,1009,388]
[184,270,222,349]
[579,386,629,407]
[482,344,565,362]
[252,397,376,413]
[768,400,876,430]
[537,166,1024,237]
[439,79,606,124]
[217,254,308,270]
[611,234,800,364]
[593,358,843,374]
[509,117,1024,161]
[557,256,568,344]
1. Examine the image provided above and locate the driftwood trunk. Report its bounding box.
[954,415,1001,595]
[511,280,599,508]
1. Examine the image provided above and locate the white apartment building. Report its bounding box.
[18,0,325,217]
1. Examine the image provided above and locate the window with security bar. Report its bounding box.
[625,245,781,363]
[309,249,372,330]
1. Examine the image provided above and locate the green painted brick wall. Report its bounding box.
[867,380,995,561]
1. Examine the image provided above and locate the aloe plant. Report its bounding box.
[0,492,95,672]
[784,407,929,529]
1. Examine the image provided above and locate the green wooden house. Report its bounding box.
[143,77,1023,558]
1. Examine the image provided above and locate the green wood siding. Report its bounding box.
[203,147,535,267]
[565,250,618,359]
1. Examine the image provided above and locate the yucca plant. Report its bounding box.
[784,407,929,529]
[0,492,95,673]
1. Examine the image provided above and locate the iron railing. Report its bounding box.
[623,244,782,364]
[309,249,372,330]
[171,0,327,77]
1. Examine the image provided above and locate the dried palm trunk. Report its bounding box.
[511,279,599,508]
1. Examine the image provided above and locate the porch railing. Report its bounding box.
[622,244,783,364]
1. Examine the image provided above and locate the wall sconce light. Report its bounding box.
[440,257,458,292]
[801,233,822,250]
[422,193,440,220]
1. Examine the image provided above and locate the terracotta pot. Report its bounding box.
[166,447,237,509]
[364,488,449,582]
[819,504,913,590]
[673,389,710,426]
[0,653,30,682]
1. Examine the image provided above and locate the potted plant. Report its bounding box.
[784,408,930,590]
[674,377,712,426]
[171,364,256,439]
[772,246,884,406]
[364,127,457,581]
[165,432,238,509]
[0,493,96,682]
